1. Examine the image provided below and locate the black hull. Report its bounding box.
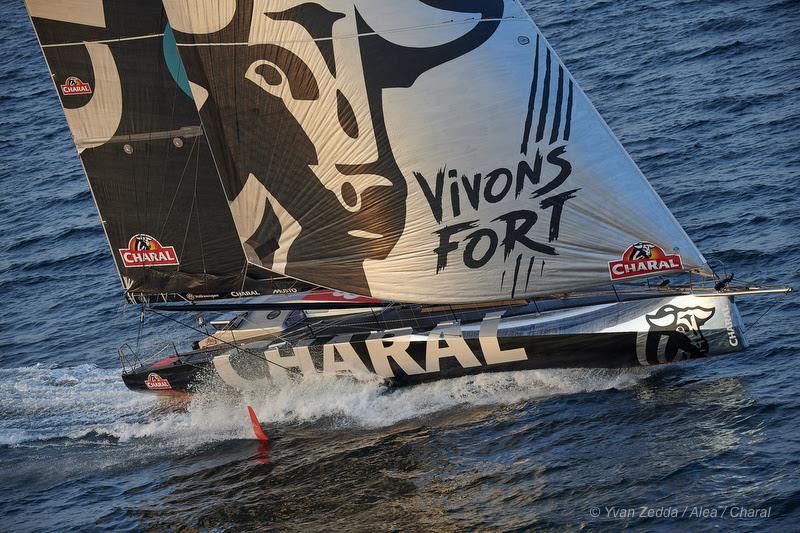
[391,332,669,387]
[121,358,214,393]
[122,330,744,393]
[121,295,746,393]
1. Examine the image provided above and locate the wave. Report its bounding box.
[693,17,749,33]
[6,224,102,253]
[688,40,745,60]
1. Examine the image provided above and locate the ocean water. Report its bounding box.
[1,0,798,531]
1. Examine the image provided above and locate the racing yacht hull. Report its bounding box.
[122,295,746,393]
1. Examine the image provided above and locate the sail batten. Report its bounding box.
[171,16,529,47]
[40,33,166,49]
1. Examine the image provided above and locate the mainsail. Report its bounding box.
[165,0,713,304]
[25,0,314,303]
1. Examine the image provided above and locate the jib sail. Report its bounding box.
[25,0,314,303]
[164,0,713,304]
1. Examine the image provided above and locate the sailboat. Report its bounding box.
[26,0,789,394]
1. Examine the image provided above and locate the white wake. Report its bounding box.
[0,363,651,448]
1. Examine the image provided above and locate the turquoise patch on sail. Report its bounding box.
[163,24,193,100]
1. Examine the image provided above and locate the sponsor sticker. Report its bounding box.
[60,76,92,96]
[119,234,179,268]
[185,293,220,301]
[608,242,683,280]
[145,373,171,390]
[231,290,261,297]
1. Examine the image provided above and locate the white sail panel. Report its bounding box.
[167,0,711,303]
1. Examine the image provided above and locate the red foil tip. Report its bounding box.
[247,405,270,442]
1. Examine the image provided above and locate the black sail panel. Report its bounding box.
[25,0,314,303]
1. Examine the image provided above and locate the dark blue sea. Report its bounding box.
[1,0,799,530]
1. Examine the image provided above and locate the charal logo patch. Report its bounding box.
[608,241,683,280]
[231,290,261,297]
[119,234,179,268]
[60,76,92,96]
[145,373,171,390]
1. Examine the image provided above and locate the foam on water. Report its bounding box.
[0,363,652,448]
[0,364,156,446]
[243,367,651,428]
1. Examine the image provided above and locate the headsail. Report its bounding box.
[25,0,314,303]
[167,0,710,304]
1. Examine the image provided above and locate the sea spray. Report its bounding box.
[0,363,651,447]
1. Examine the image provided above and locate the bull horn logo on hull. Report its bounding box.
[638,304,716,365]
[119,234,179,268]
[608,241,683,280]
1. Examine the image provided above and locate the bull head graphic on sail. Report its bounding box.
[167,0,503,294]
[639,304,716,365]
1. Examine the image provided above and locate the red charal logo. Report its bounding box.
[60,76,92,96]
[119,234,180,268]
[145,373,171,390]
[608,241,683,280]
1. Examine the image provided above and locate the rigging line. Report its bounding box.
[224,310,268,331]
[322,320,415,336]
[176,16,523,48]
[240,306,326,334]
[177,144,200,274]
[239,261,249,293]
[211,308,332,357]
[158,135,198,237]
[136,306,145,355]
[743,298,783,335]
[291,303,400,341]
[191,302,400,359]
[190,135,210,287]
[147,308,295,371]
[370,307,387,330]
